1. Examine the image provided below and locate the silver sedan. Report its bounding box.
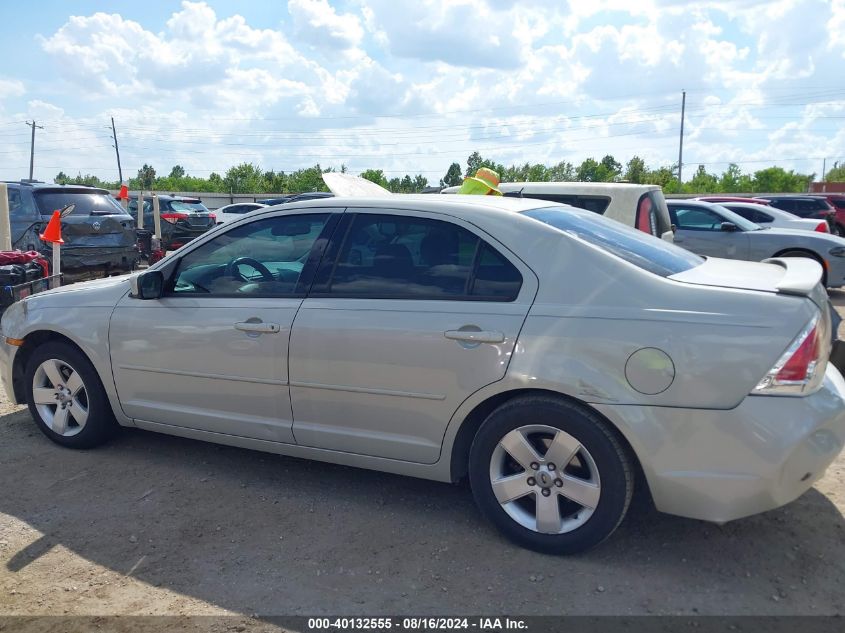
[1,195,844,554]
[668,199,845,287]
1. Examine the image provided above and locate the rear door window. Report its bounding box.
[317,213,522,301]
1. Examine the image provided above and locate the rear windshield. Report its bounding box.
[524,207,703,277]
[33,190,127,216]
[169,200,210,213]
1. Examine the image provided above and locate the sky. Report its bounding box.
[0,0,844,185]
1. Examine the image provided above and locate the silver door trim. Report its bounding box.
[289,380,446,401]
[118,364,289,386]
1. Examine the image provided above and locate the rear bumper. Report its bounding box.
[46,246,139,272]
[595,364,845,522]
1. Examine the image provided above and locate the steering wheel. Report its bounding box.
[225,257,274,282]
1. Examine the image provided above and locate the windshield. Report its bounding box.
[33,190,127,216]
[169,200,210,213]
[524,207,703,277]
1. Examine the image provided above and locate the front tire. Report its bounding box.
[469,395,633,554]
[24,342,116,449]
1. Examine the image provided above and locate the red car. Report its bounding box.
[811,194,845,236]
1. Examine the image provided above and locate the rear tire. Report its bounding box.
[469,395,633,555]
[24,342,116,449]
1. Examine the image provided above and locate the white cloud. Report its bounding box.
[288,0,364,49]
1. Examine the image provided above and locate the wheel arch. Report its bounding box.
[448,388,647,496]
[12,331,87,403]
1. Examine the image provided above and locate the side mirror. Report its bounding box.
[720,221,738,232]
[130,270,164,300]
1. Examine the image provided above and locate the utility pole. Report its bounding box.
[110,117,123,183]
[677,90,686,184]
[24,120,43,181]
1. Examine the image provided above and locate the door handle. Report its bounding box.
[234,321,281,334]
[444,330,505,344]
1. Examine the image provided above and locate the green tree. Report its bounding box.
[223,163,266,193]
[287,165,328,193]
[752,167,813,193]
[598,155,622,181]
[465,152,505,179]
[718,163,743,192]
[440,162,463,187]
[548,161,575,181]
[825,161,845,182]
[686,164,719,193]
[360,169,389,189]
[136,164,156,190]
[623,156,647,183]
[576,158,601,182]
[169,165,186,179]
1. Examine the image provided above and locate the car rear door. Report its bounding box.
[288,208,538,464]
[109,210,340,442]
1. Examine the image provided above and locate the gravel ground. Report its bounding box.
[0,294,843,621]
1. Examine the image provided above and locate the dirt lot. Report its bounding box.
[0,295,844,621]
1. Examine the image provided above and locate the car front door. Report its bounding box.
[288,210,538,464]
[109,210,338,442]
[670,204,750,259]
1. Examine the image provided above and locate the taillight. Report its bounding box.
[753,313,829,396]
[815,222,830,233]
[208,213,216,222]
[161,213,188,224]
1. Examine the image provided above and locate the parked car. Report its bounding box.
[756,195,836,232]
[3,195,844,554]
[443,182,674,238]
[810,194,845,236]
[666,199,845,286]
[694,196,771,205]
[257,192,335,206]
[215,202,267,224]
[4,182,138,279]
[716,201,830,233]
[127,195,216,251]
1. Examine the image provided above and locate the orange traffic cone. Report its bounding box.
[40,211,64,244]
[117,182,129,200]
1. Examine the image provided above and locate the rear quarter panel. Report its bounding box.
[504,234,817,410]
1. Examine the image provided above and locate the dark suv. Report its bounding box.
[127,195,216,252]
[5,182,139,278]
[757,195,836,231]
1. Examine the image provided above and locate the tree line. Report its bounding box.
[55,154,843,195]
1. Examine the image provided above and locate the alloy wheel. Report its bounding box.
[489,424,601,534]
[31,358,89,437]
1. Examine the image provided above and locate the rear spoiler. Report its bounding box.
[762,257,824,296]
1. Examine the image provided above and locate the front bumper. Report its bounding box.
[595,364,845,522]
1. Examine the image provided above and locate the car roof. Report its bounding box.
[498,182,661,192]
[264,193,559,226]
